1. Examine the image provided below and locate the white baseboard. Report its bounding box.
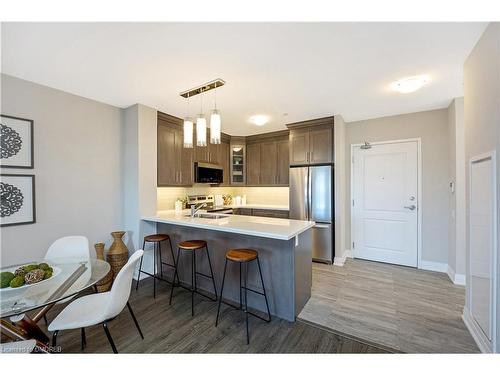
[333,249,353,266]
[419,260,448,273]
[462,307,492,353]
[333,255,346,266]
[447,265,466,285]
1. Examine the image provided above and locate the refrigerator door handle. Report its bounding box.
[314,223,330,228]
[307,168,312,220]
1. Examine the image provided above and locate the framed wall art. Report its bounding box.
[0,174,36,227]
[1,115,34,169]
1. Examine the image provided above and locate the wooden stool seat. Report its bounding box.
[178,240,207,250]
[226,249,258,263]
[144,234,170,242]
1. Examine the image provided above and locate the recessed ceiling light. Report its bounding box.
[390,75,429,94]
[249,115,269,126]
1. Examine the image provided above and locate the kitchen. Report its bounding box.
[142,105,337,322]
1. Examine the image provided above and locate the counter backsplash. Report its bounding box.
[157,186,289,211]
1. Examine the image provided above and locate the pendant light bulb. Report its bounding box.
[196,88,207,147]
[183,93,193,148]
[183,117,193,148]
[210,109,221,145]
[196,115,207,147]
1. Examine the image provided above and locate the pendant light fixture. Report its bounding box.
[183,93,193,148]
[179,79,225,148]
[210,82,221,144]
[196,88,207,147]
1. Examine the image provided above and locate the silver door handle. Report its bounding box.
[404,205,416,211]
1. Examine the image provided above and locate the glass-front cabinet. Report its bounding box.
[230,140,245,185]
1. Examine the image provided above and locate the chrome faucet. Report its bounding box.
[190,203,207,217]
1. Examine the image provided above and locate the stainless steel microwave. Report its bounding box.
[194,162,223,184]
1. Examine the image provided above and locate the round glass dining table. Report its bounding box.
[1,257,110,319]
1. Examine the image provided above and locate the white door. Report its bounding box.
[352,141,419,267]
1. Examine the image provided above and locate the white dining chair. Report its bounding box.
[48,250,144,353]
[41,236,91,325]
[45,235,90,261]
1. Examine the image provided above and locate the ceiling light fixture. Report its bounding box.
[180,79,225,148]
[183,93,193,148]
[210,82,221,145]
[249,115,269,126]
[196,88,207,147]
[390,75,429,94]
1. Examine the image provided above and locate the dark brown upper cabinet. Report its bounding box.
[277,139,290,185]
[245,130,289,186]
[246,142,261,185]
[158,113,193,186]
[287,116,334,166]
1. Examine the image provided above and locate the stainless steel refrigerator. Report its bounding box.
[289,165,334,263]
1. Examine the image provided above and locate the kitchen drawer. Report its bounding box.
[251,209,289,219]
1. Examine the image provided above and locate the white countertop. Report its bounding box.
[142,210,313,240]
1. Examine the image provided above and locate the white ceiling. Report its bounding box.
[1,22,486,135]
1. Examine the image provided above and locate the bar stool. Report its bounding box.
[136,234,176,298]
[169,240,218,316]
[215,249,271,344]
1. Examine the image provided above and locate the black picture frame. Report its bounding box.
[1,114,34,169]
[0,174,36,227]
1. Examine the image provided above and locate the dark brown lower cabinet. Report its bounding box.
[233,208,289,219]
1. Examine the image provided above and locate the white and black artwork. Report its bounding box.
[1,115,34,169]
[0,174,36,227]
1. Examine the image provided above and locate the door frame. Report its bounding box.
[466,151,497,352]
[350,138,422,268]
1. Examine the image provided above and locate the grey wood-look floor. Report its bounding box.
[298,259,479,353]
[41,277,389,354]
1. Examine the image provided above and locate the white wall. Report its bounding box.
[334,114,347,264]
[345,108,450,267]
[447,97,466,284]
[0,74,123,265]
[122,104,157,278]
[463,22,500,353]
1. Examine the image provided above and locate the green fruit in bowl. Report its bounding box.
[1,272,15,288]
[23,264,38,273]
[38,263,50,271]
[10,276,25,288]
[43,270,53,280]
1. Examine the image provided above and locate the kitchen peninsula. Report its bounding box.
[142,211,314,321]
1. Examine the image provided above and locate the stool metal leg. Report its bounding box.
[153,242,157,299]
[168,237,179,285]
[205,245,218,300]
[239,263,242,309]
[102,322,118,354]
[158,241,164,278]
[215,258,228,327]
[256,257,271,322]
[191,250,196,316]
[244,262,249,344]
[136,239,146,291]
[169,247,182,305]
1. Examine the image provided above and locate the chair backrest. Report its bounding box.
[45,236,90,262]
[104,250,144,319]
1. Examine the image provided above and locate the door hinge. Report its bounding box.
[352,242,355,250]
